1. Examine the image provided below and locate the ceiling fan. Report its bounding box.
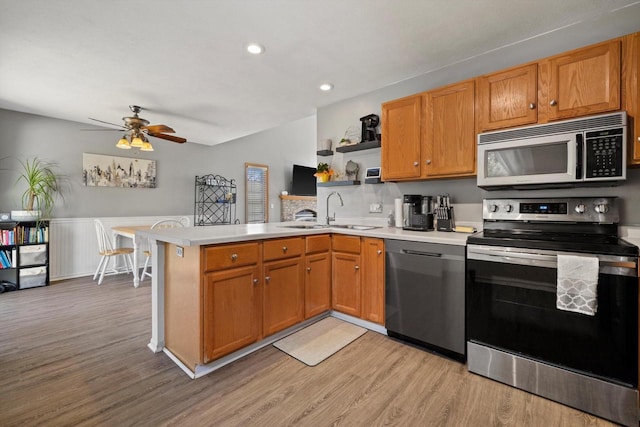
[87,105,187,150]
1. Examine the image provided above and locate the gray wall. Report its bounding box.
[0,108,316,222]
[316,7,640,225]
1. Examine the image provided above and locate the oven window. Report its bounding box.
[486,141,568,177]
[466,259,637,386]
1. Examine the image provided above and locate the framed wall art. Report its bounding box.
[82,153,156,188]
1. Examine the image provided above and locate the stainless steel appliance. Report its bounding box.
[466,197,638,426]
[385,239,465,361]
[402,194,434,231]
[477,112,627,189]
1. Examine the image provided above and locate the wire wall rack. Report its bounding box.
[194,174,237,226]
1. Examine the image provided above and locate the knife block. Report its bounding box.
[436,207,455,232]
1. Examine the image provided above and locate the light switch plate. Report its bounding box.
[176,246,184,257]
[369,203,383,213]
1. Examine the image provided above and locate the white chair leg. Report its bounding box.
[98,256,110,285]
[140,256,151,282]
[93,256,106,280]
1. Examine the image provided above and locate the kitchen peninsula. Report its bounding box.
[137,222,470,378]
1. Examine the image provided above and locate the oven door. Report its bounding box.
[477,133,579,188]
[466,244,638,387]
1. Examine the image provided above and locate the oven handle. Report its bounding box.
[467,245,638,276]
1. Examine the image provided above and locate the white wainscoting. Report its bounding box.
[49,215,191,281]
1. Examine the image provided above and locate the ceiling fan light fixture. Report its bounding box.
[140,141,154,152]
[116,136,131,149]
[130,135,144,148]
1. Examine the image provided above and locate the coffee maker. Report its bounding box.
[402,194,434,231]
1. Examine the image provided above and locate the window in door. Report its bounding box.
[245,163,269,223]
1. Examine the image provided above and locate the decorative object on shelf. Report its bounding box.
[338,125,361,147]
[318,139,332,151]
[82,153,156,188]
[11,158,63,221]
[359,114,380,143]
[345,160,359,181]
[335,139,381,153]
[314,162,333,183]
[194,174,237,226]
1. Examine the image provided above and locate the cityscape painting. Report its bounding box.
[82,153,156,188]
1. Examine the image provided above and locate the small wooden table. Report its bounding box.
[112,225,151,288]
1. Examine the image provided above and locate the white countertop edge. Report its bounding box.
[136,221,478,247]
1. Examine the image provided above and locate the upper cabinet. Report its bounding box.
[381,94,422,181]
[623,32,640,165]
[382,81,476,181]
[477,63,538,132]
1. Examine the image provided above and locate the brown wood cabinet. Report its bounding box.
[623,32,640,165]
[262,237,305,337]
[381,94,423,181]
[203,265,261,363]
[331,235,361,317]
[361,238,385,325]
[304,234,331,319]
[477,63,538,132]
[423,79,476,178]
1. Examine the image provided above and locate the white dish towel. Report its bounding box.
[556,254,599,316]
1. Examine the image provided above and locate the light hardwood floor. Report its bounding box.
[0,275,614,426]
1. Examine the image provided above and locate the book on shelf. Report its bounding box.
[11,248,16,268]
[0,250,11,268]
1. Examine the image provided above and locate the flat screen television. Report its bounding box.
[291,164,317,196]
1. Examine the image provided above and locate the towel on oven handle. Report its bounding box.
[556,254,599,316]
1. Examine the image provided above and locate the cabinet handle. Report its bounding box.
[529,103,536,109]
[413,161,419,167]
[307,267,311,272]
[354,265,360,271]
[265,275,271,282]
[253,278,259,284]
[377,249,382,255]
[231,253,238,261]
[282,246,288,253]
[550,99,558,106]
[425,159,431,165]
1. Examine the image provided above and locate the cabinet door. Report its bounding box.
[203,265,261,363]
[424,80,476,177]
[305,252,331,318]
[263,257,305,336]
[477,63,538,132]
[361,238,385,325]
[381,94,422,181]
[623,32,640,165]
[332,252,361,317]
[547,40,621,120]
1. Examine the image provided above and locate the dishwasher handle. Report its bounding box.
[401,249,442,258]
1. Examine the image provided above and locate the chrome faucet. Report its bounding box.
[326,191,344,225]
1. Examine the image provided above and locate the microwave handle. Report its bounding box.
[575,133,583,180]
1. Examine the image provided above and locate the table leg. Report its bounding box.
[132,234,140,288]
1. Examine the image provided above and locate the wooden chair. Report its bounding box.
[93,219,134,285]
[139,217,189,282]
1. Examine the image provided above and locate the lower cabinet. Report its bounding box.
[203,265,261,363]
[332,250,362,317]
[361,238,385,325]
[305,234,332,318]
[263,257,305,336]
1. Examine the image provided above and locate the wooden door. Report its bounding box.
[305,252,331,318]
[263,257,305,336]
[477,63,538,132]
[381,94,422,181]
[331,252,361,317]
[423,80,476,178]
[203,265,261,363]
[547,40,621,120]
[361,238,385,325]
[623,32,640,165]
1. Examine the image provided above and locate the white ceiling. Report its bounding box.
[1,1,639,147]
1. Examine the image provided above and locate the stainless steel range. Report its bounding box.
[466,197,638,426]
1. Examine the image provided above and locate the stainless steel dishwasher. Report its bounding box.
[385,239,465,361]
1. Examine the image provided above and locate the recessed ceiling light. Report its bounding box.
[246,43,265,55]
[319,83,334,91]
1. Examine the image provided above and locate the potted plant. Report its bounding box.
[11,158,62,221]
[314,162,333,183]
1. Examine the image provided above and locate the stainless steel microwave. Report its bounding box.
[477,112,627,189]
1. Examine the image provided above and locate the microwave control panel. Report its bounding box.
[584,128,624,179]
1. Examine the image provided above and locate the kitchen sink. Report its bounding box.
[330,224,381,230]
[280,224,329,229]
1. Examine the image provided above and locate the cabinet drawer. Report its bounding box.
[203,242,260,272]
[263,237,304,261]
[332,235,360,253]
[306,234,331,254]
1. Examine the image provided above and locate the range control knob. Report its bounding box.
[504,204,514,213]
[488,204,499,213]
[594,203,609,214]
[574,204,586,214]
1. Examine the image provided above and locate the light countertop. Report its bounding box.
[137,221,477,247]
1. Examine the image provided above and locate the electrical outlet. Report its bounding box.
[369,203,383,213]
[176,246,184,257]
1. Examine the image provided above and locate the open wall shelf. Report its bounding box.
[335,140,381,153]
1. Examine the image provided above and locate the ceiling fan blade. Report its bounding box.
[143,124,175,133]
[88,117,126,128]
[80,128,123,131]
[147,132,187,143]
